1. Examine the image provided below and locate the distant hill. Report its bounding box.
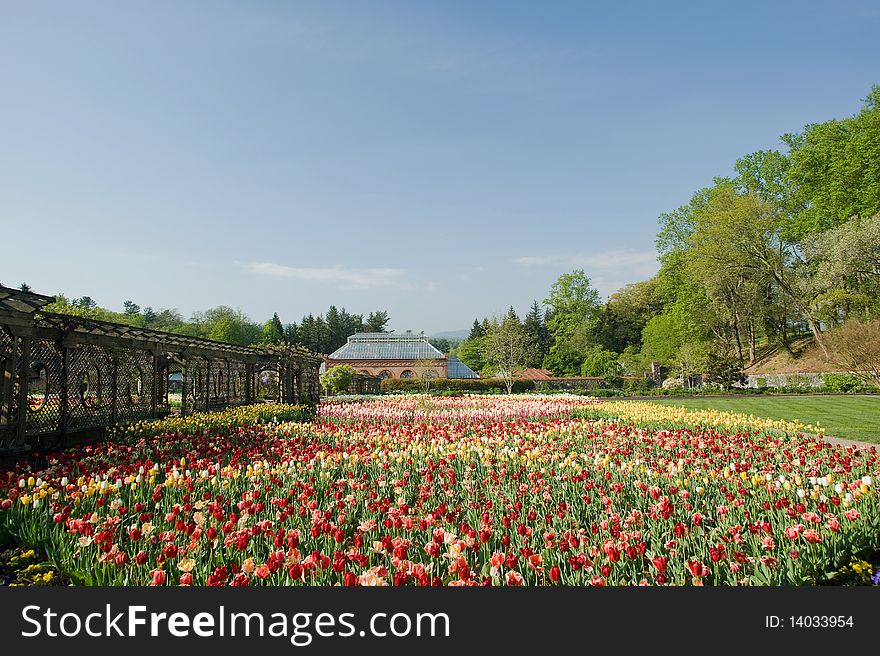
[431,328,469,341]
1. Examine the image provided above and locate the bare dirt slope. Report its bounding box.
[744,337,838,374]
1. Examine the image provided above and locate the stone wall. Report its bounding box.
[740,372,827,389]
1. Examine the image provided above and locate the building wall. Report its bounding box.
[325,358,448,380]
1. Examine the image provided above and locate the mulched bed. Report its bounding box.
[0,544,69,586]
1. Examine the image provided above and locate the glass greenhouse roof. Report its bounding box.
[447,355,479,379]
[328,332,444,360]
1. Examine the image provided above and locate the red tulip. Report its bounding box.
[150,569,166,586]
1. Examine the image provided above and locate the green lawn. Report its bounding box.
[651,395,880,444]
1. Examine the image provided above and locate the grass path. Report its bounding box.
[651,395,880,444]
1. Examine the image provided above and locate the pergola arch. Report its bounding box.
[0,286,322,452]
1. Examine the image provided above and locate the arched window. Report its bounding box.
[378,370,392,380]
[400,370,415,379]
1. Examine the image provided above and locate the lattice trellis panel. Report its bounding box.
[228,361,248,405]
[208,359,229,407]
[1,285,324,446]
[25,338,64,435]
[0,327,18,448]
[184,356,209,415]
[115,349,156,423]
[68,344,114,431]
[159,359,182,414]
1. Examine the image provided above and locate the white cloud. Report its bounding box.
[455,265,487,282]
[514,250,656,271]
[244,262,413,290]
[513,250,660,297]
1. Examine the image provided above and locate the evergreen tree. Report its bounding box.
[523,301,550,366]
[262,312,285,344]
[142,307,157,327]
[468,318,484,340]
[271,312,284,336]
[284,322,299,346]
[365,310,390,333]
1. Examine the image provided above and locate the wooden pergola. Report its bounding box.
[0,286,322,453]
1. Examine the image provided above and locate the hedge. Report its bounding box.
[380,378,537,394]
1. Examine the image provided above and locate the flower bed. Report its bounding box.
[579,399,817,435]
[110,403,315,440]
[1,396,877,586]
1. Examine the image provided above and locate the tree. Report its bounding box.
[454,336,485,374]
[522,301,550,366]
[827,318,880,389]
[19,283,32,292]
[592,304,643,354]
[284,322,300,345]
[147,308,183,332]
[618,345,653,376]
[542,270,602,374]
[299,314,331,353]
[320,365,356,396]
[481,317,536,393]
[542,344,584,377]
[702,348,747,390]
[414,358,440,393]
[688,185,831,356]
[429,338,454,353]
[784,86,880,239]
[262,313,285,344]
[580,346,623,377]
[142,306,157,326]
[190,306,261,345]
[800,213,880,325]
[364,310,390,333]
[733,149,790,208]
[597,279,662,353]
[543,270,601,343]
[123,300,141,315]
[75,296,98,311]
[468,319,485,340]
[676,342,710,390]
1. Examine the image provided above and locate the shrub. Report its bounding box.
[623,377,652,394]
[321,365,357,395]
[823,373,867,393]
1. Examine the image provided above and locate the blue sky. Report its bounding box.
[1,1,878,334]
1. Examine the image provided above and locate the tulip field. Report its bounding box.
[1,395,878,586]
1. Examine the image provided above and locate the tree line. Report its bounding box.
[454,85,880,388]
[27,293,391,354]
